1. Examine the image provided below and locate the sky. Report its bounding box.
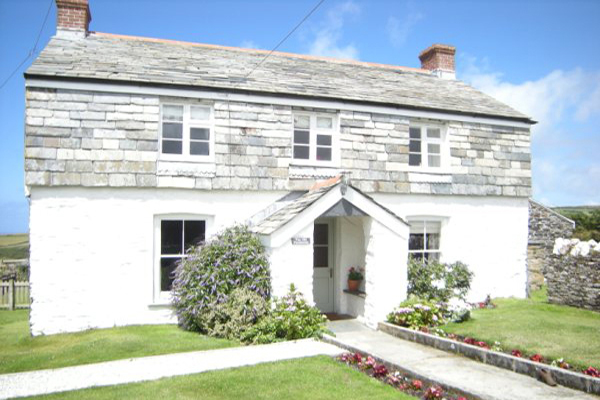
[1,0,599,234]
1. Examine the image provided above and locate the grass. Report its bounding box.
[0,233,29,260]
[26,356,414,400]
[0,310,237,374]
[441,287,600,369]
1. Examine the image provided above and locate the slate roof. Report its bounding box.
[251,180,408,236]
[26,32,531,122]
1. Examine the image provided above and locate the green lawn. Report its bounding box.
[0,233,29,260]
[0,310,237,374]
[442,288,600,369]
[26,356,414,400]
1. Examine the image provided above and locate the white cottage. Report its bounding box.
[24,0,533,335]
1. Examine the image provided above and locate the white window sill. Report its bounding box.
[289,164,341,179]
[408,171,452,183]
[148,302,173,308]
[289,159,341,168]
[157,160,216,178]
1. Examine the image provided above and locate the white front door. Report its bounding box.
[313,220,334,312]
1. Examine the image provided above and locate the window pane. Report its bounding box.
[184,220,205,250]
[163,105,183,121]
[313,247,328,268]
[163,122,183,139]
[424,252,440,262]
[314,223,328,245]
[409,140,421,152]
[293,145,309,159]
[427,128,441,138]
[316,147,332,161]
[160,257,180,291]
[161,220,183,254]
[409,153,421,166]
[190,106,210,121]
[428,143,440,154]
[190,127,210,140]
[317,117,333,129]
[294,115,310,129]
[294,130,310,144]
[428,155,441,167]
[427,233,440,250]
[162,140,182,154]
[411,253,425,263]
[409,233,424,251]
[317,134,332,146]
[409,127,421,139]
[190,142,210,156]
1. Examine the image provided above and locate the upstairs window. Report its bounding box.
[160,104,213,161]
[409,126,444,168]
[408,220,441,262]
[293,113,338,165]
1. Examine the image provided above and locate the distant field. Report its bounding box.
[553,206,600,241]
[553,205,600,213]
[0,234,29,260]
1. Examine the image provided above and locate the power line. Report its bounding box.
[243,0,326,80]
[0,0,53,91]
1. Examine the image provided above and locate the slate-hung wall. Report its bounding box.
[24,86,531,196]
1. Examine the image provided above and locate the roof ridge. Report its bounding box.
[91,31,429,74]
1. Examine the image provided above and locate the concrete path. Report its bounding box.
[0,339,343,399]
[326,320,596,400]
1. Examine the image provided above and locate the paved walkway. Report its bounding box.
[0,339,343,399]
[326,320,596,400]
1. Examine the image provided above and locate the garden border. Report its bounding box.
[378,322,600,395]
[321,334,482,400]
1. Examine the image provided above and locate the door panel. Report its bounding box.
[313,221,334,312]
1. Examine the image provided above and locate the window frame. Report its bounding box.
[291,112,340,167]
[159,103,215,163]
[407,218,443,263]
[408,123,448,172]
[153,213,213,304]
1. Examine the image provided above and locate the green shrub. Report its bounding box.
[407,257,473,302]
[242,284,329,344]
[172,225,271,333]
[386,297,445,329]
[206,288,270,340]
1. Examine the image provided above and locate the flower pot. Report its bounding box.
[348,279,361,292]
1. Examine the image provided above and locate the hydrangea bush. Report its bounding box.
[172,225,271,333]
[407,257,473,302]
[386,297,445,329]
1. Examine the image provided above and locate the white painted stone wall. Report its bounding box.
[267,222,315,304]
[374,193,529,301]
[28,186,285,335]
[362,219,408,327]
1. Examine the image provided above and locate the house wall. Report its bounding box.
[25,86,532,197]
[374,193,529,301]
[28,186,284,335]
[335,217,367,319]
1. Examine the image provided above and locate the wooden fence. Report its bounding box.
[0,279,30,310]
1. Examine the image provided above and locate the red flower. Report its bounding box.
[584,366,600,378]
[478,302,486,308]
[372,363,388,378]
[511,349,522,358]
[463,337,476,345]
[424,386,444,399]
[411,379,423,390]
[352,352,362,364]
[457,398,468,400]
[476,341,490,349]
[530,354,544,363]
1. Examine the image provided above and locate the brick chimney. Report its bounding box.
[419,44,456,80]
[55,0,91,38]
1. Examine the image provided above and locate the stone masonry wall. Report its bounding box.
[25,87,532,196]
[527,200,575,292]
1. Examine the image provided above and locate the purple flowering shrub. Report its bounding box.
[241,284,329,344]
[172,225,271,333]
[386,297,445,329]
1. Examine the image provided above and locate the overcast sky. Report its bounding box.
[1,0,599,234]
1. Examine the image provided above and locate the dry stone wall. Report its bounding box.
[25,87,532,196]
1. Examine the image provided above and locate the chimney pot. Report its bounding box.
[55,0,91,38]
[419,44,456,80]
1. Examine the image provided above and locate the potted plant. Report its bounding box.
[347,267,364,292]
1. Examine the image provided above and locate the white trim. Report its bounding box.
[292,112,340,168]
[408,123,448,169]
[26,78,534,129]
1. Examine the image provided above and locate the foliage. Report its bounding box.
[172,225,271,333]
[555,208,600,241]
[407,257,473,302]
[347,267,364,280]
[386,297,445,329]
[242,284,329,344]
[205,288,270,340]
[0,310,236,374]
